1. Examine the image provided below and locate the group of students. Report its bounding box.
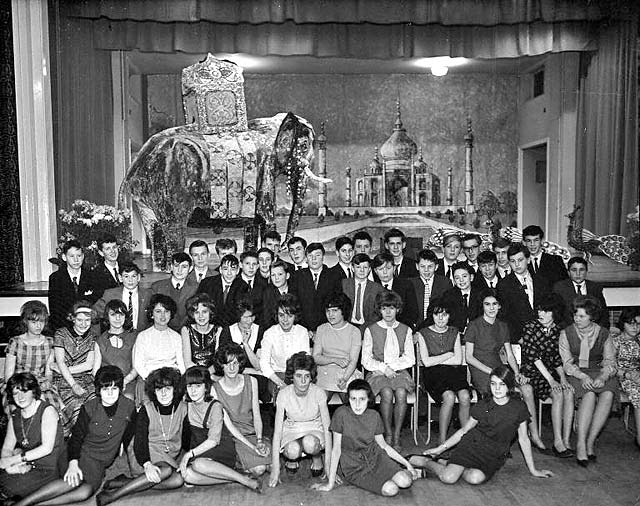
[0,224,636,502]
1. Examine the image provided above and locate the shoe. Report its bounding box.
[587,453,597,462]
[284,460,299,474]
[576,458,589,468]
[310,466,324,478]
[552,447,574,458]
[532,443,553,456]
[253,478,264,494]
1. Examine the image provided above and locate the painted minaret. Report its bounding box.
[316,121,328,216]
[447,167,453,206]
[464,118,475,213]
[345,166,352,207]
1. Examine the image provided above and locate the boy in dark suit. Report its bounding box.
[48,240,98,331]
[151,252,197,331]
[342,253,383,329]
[186,239,215,284]
[440,262,483,334]
[436,234,462,285]
[372,252,418,328]
[523,225,568,285]
[472,250,501,290]
[461,234,481,274]
[329,236,354,280]
[197,254,239,327]
[383,228,418,279]
[91,233,121,299]
[228,250,268,326]
[411,249,451,330]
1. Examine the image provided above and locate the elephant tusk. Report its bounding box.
[304,165,332,183]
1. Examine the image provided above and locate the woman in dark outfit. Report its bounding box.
[409,365,553,485]
[14,366,136,505]
[0,373,64,505]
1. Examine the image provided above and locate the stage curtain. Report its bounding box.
[63,0,610,25]
[575,18,638,235]
[84,18,597,58]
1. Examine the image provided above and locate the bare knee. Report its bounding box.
[457,389,471,405]
[441,391,456,406]
[520,384,533,398]
[283,440,302,460]
[379,388,394,403]
[392,470,412,489]
[462,468,486,485]
[301,434,321,455]
[439,465,463,484]
[182,467,200,484]
[395,388,407,402]
[381,480,400,496]
[249,464,268,477]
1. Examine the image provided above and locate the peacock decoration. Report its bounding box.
[566,205,633,264]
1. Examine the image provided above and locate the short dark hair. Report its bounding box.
[323,292,352,319]
[6,372,41,406]
[347,378,375,407]
[264,230,282,242]
[94,365,124,393]
[352,231,372,244]
[461,234,481,246]
[507,243,530,259]
[372,252,394,269]
[146,294,177,322]
[479,287,502,305]
[276,293,302,323]
[284,352,317,384]
[428,298,453,317]
[287,236,307,249]
[220,254,239,268]
[270,259,289,274]
[490,364,517,393]
[185,293,216,325]
[213,343,247,376]
[451,261,474,277]
[492,237,511,249]
[384,228,405,243]
[522,225,544,239]
[189,240,209,254]
[415,249,438,263]
[119,262,143,275]
[183,366,213,402]
[98,233,117,250]
[215,238,237,254]
[374,290,403,317]
[240,250,259,262]
[352,253,371,266]
[257,247,274,261]
[572,295,600,320]
[477,250,497,265]
[19,300,48,333]
[617,307,640,332]
[62,239,83,254]
[335,236,354,251]
[534,293,565,323]
[306,242,325,255]
[567,256,588,270]
[145,367,183,407]
[171,252,193,266]
[234,297,256,322]
[104,299,127,323]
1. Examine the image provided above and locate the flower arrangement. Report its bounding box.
[55,199,136,267]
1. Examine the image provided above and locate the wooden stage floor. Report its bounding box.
[71,415,638,506]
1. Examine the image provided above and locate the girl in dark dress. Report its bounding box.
[409,365,553,485]
[416,299,471,446]
[179,366,262,492]
[313,379,418,496]
[0,373,64,504]
[180,294,222,372]
[14,366,136,506]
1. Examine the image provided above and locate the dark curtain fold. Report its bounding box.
[575,19,639,235]
[63,0,610,25]
[87,17,597,58]
[0,2,23,286]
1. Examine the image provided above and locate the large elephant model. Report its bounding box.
[119,112,319,269]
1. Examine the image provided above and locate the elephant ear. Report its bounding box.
[274,112,312,169]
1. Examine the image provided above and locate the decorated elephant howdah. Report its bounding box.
[119,55,328,269]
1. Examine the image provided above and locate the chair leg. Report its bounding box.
[425,397,432,445]
[538,399,543,438]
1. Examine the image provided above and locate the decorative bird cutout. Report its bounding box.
[566,205,632,264]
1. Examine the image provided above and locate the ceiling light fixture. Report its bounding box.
[431,65,449,76]
[414,56,467,76]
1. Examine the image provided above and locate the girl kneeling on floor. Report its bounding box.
[409,365,553,485]
[313,379,419,496]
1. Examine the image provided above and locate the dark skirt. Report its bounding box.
[192,424,237,469]
[421,365,470,402]
[568,368,619,400]
[340,448,401,495]
[447,430,506,481]
[0,467,60,499]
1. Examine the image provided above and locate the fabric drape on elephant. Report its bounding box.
[205,132,258,219]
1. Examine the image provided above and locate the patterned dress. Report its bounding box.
[52,327,97,436]
[520,320,563,400]
[3,336,63,412]
[612,333,640,408]
[186,325,220,368]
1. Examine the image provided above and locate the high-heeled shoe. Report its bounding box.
[587,453,597,462]
[552,446,574,458]
[576,458,589,468]
[532,442,553,456]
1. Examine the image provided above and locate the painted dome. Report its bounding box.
[380,100,418,161]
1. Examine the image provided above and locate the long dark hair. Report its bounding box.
[6,372,41,406]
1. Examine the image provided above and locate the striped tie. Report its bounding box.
[423,280,431,319]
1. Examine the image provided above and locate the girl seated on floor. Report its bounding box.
[408,365,553,485]
[15,366,136,506]
[95,367,186,505]
[313,379,418,496]
[179,365,263,492]
[361,291,415,451]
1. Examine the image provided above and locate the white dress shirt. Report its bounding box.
[259,324,310,379]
